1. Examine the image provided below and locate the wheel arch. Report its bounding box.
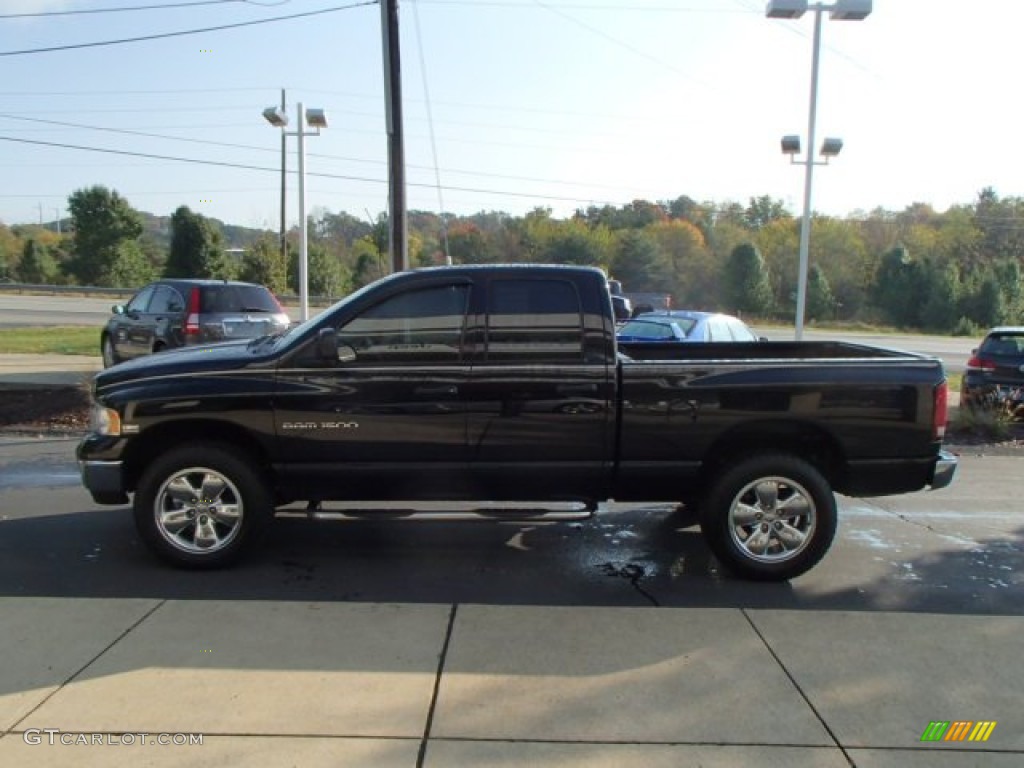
[122,419,273,494]
[701,419,847,494]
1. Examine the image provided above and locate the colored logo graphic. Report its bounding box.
[921,721,997,743]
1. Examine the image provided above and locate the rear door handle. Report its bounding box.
[414,385,459,396]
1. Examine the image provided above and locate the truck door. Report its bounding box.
[465,275,614,499]
[273,280,472,501]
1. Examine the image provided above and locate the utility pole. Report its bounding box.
[279,88,288,268]
[381,0,408,272]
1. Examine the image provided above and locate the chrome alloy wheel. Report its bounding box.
[153,467,244,554]
[727,476,817,564]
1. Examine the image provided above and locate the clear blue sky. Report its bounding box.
[1,0,1021,231]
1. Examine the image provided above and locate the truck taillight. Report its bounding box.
[966,355,996,372]
[933,381,948,440]
[185,286,201,337]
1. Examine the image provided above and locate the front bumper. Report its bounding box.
[79,459,129,504]
[929,450,958,491]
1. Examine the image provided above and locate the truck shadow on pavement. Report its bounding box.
[1,502,1021,615]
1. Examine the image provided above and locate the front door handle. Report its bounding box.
[557,384,599,395]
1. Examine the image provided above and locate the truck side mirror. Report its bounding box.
[112,305,125,315]
[316,327,338,359]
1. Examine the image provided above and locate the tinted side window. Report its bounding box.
[708,318,731,342]
[126,286,156,313]
[486,279,583,363]
[727,319,757,341]
[147,286,178,314]
[336,284,469,365]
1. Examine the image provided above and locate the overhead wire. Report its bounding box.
[0,1,377,57]
[0,135,621,207]
[0,0,257,19]
[0,112,644,192]
[413,0,451,263]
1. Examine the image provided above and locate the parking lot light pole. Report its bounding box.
[262,102,328,322]
[767,0,871,340]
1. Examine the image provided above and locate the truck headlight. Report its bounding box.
[90,404,122,436]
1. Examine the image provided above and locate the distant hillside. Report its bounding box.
[138,211,272,252]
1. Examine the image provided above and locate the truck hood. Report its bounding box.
[93,340,271,391]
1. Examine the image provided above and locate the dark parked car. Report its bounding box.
[616,311,762,343]
[961,327,1024,415]
[101,279,290,367]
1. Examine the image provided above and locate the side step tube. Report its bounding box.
[278,500,597,522]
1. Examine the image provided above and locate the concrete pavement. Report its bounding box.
[1,598,1021,767]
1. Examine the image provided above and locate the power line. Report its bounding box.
[0,113,640,191]
[0,2,377,57]
[0,135,620,206]
[0,0,252,19]
[528,0,711,87]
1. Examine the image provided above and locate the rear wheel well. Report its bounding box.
[122,421,272,494]
[699,421,845,495]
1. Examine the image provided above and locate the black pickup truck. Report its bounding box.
[78,264,957,580]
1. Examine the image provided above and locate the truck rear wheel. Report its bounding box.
[133,444,272,569]
[698,454,836,581]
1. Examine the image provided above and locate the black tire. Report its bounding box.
[698,454,837,581]
[133,443,272,569]
[101,335,120,368]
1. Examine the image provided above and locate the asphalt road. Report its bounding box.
[0,293,977,376]
[1,436,1019,613]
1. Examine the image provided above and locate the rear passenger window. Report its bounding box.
[486,279,584,363]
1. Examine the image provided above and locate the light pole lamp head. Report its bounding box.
[262,106,288,128]
[766,0,808,19]
[831,0,872,20]
[781,135,802,155]
[305,108,328,129]
[820,137,844,157]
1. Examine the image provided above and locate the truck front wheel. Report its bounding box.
[699,454,837,581]
[133,444,272,569]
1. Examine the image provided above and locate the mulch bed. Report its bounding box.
[0,386,92,432]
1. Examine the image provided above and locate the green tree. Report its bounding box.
[919,261,960,332]
[963,272,1006,328]
[106,241,155,288]
[239,235,288,294]
[307,242,349,298]
[872,245,925,327]
[66,186,144,285]
[350,238,387,289]
[723,242,773,315]
[165,205,232,279]
[744,195,790,231]
[805,263,836,322]
[610,230,670,291]
[17,239,56,284]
